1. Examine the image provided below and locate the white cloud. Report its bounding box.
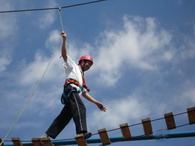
[181,83,195,104]
[38,10,56,29]
[0,52,11,72]
[45,30,61,51]
[26,85,62,114]
[0,1,17,40]
[184,88,195,104]
[93,15,172,86]
[90,95,150,129]
[19,53,51,85]
[45,29,92,61]
[19,29,64,86]
[37,1,57,29]
[15,121,43,129]
[180,38,195,60]
[18,50,67,86]
[0,1,16,72]
[163,50,174,61]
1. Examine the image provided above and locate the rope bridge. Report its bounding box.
[1,107,195,146]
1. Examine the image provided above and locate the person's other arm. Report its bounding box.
[82,91,106,112]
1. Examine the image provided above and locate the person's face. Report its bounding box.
[81,60,93,71]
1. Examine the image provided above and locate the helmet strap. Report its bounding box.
[79,60,87,73]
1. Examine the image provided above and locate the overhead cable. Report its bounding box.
[0,0,107,14]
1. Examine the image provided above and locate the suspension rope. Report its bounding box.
[0,0,108,14]
[58,7,64,32]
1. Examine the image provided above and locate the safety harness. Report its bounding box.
[61,77,90,104]
[64,76,90,92]
[64,78,80,87]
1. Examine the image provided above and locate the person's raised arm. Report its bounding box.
[61,31,67,62]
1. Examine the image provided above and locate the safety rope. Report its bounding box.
[58,7,64,32]
[0,8,65,146]
[0,0,108,14]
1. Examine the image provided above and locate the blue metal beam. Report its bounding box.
[4,131,195,146]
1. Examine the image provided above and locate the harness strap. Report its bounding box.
[82,75,90,92]
[64,78,90,92]
[61,87,79,104]
[64,78,80,87]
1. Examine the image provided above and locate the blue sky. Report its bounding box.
[0,0,195,146]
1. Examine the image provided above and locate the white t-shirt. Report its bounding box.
[63,55,86,92]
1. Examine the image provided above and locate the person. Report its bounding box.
[44,31,106,139]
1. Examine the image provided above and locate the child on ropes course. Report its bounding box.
[43,31,106,139]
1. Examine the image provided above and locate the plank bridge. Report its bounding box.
[1,107,195,146]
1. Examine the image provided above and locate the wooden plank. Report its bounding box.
[75,134,88,146]
[40,138,52,146]
[142,118,153,136]
[12,137,22,146]
[98,128,111,145]
[120,123,131,140]
[164,112,176,129]
[187,107,195,124]
[32,138,41,146]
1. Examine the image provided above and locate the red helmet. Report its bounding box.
[79,55,93,64]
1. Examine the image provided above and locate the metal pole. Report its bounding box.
[3,131,195,146]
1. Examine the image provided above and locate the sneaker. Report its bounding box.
[83,132,92,139]
[41,133,49,138]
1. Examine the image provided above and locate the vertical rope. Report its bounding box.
[58,7,64,32]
